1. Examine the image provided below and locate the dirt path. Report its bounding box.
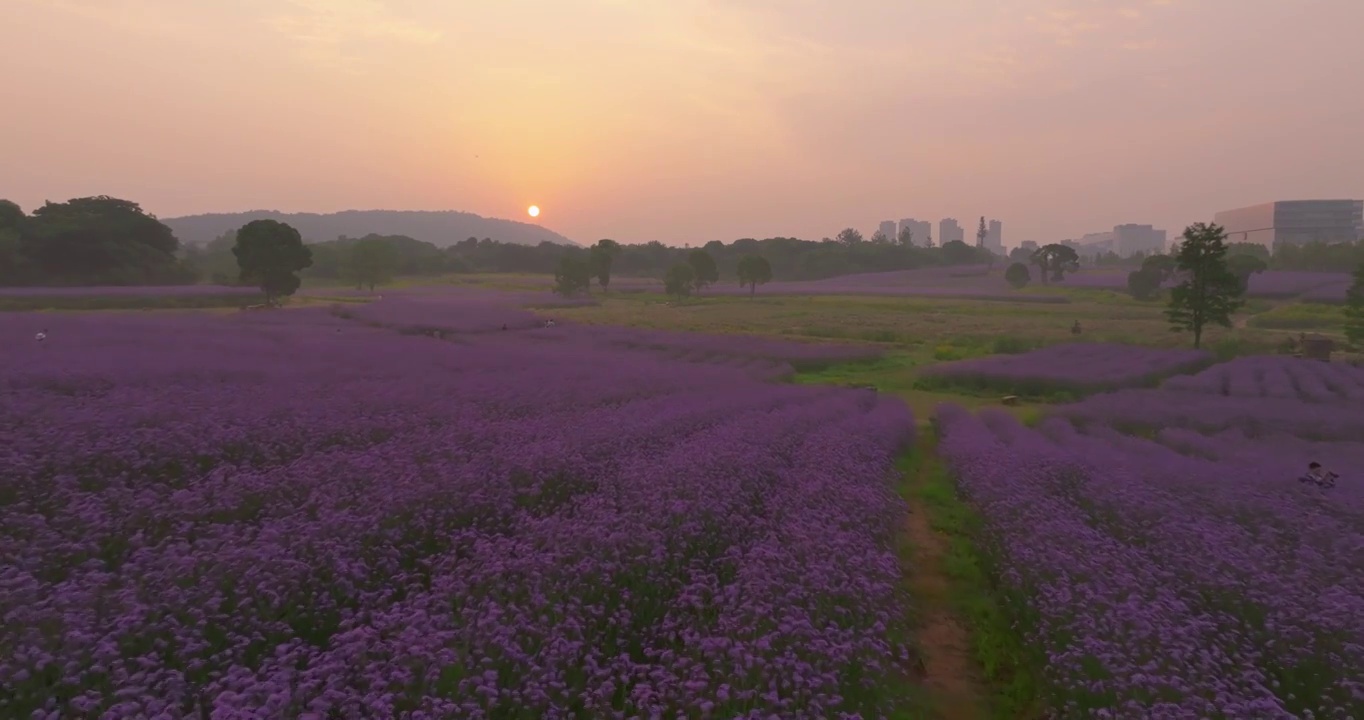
[901,449,990,720]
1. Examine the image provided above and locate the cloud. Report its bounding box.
[264,0,441,71]
[14,0,190,36]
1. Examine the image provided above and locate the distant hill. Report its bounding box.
[163,210,577,248]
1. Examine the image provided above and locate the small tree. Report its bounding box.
[736,254,773,298]
[687,249,718,294]
[1165,222,1243,349]
[976,216,988,247]
[590,239,620,292]
[1004,262,1030,289]
[232,220,312,305]
[940,239,976,265]
[664,263,694,299]
[869,230,890,245]
[1127,267,1162,300]
[1344,262,1364,346]
[897,225,914,246]
[553,253,592,296]
[347,237,399,291]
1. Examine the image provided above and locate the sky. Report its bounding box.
[4,0,1363,247]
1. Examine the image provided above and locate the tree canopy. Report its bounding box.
[553,253,592,296]
[736,255,773,297]
[664,263,694,299]
[1165,222,1244,349]
[0,196,192,286]
[232,220,313,304]
[343,237,401,291]
[590,239,621,291]
[1030,244,1080,284]
[687,249,719,293]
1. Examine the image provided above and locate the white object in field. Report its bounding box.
[545,320,556,328]
[35,331,46,342]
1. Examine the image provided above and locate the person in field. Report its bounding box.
[1071,320,1082,335]
[1299,462,1337,489]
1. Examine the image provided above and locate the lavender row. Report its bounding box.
[0,310,918,718]
[1161,355,1364,404]
[918,342,1212,394]
[934,405,1364,718]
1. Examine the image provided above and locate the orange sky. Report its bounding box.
[5,0,1362,246]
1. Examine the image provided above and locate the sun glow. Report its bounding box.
[527,205,540,217]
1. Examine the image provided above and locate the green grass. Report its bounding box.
[1246,302,1346,331]
[897,444,1045,720]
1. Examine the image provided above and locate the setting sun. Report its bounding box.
[527,205,540,218]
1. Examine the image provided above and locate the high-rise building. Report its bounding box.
[938,218,964,246]
[876,220,897,241]
[986,220,1003,252]
[1113,224,1167,256]
[1214,200,1364,249]
[897,218,933,246]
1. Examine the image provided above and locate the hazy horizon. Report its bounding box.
[6,0,1363,247]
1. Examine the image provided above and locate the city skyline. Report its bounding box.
[5,0,1363,247]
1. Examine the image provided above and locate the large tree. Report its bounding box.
[664,263,694,299]
[1344,262,1364,346]
[687,248,718,293]
[0,199,22,231]
[552,253,592,296]
[736,254,772,298]
[1226,254,1268,294]
[232,219,312,305]
[1165,222,1243,349]
[1030,243,1080,284]
[16,196,185,285]
[590,239,621,292]
[1004,262,1030,289]
[345,236,400,291]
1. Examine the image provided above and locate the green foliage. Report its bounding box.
[686,249,718,293]
[939,240,978,266]
[736,254,772,297]
[590,239,620,291]
[1004,262,1030,289]
[663,263,694,299]
[345,237,400,291]
[835,228,864,246]
[232,220,313,304]
[1140,254,1177,282]
[1,196,193,286]
[1126,268,1162,301]
[1165,222,1244,349]
[1247,303,1343,331]
[1345,262,1364,345]
[1226,254,1268,293]
[0,199,22,230]
[552,253,592,296]
[1030,244,1080,284]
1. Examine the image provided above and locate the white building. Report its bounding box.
[1113,224,1167,256]
[897,218,933,246]
[938,218,965,246]
[1214,199,1364,249]
[876,220,898,241]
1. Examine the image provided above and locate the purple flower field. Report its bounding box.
[0,309,919,718]
[935,404,1364,718]
[1161,355,1364,403]
[610,267,1071,303]
[917,342,1213,394]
